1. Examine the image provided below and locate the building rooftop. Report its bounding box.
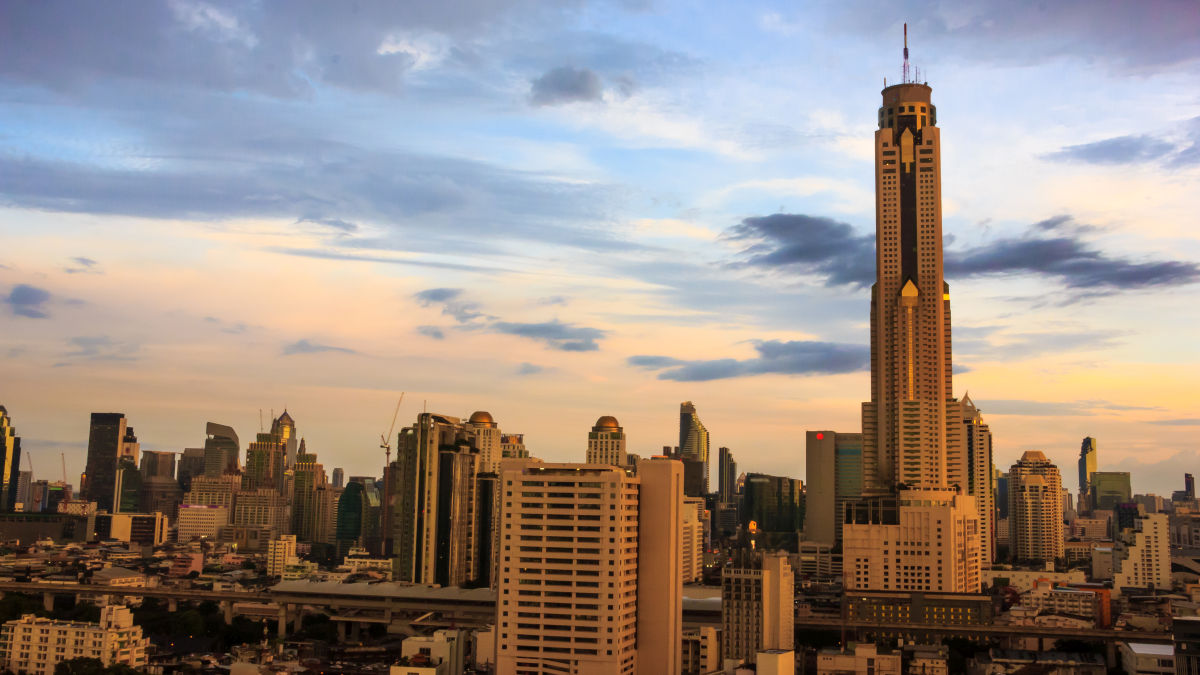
[1125,642,1174,656]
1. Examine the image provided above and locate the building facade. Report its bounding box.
[0,605,149,675]
[585,416,627,467]
[1008,451,1065,564]
[722,550,793,664]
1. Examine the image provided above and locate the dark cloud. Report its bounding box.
[493,320,605,351]
[6,284,52,318]
[726,214,874,287]
[828,2,1200,72]
[529,66,604,106]
[282,339,357,356]
[629,339,869,382]
[417,325,446,340]
[1149,418,1200,426]
[64,256,100,274]
[297,216,358,233]
[516,362,546,375]
[61,335,140,362]
[730,213,1200,295]
[1045,135,1176,165]
[414,288,486,323]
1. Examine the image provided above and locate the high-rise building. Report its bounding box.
[585,415,626,467]
[1078,437,1098,511]
[390,412,484,587]
[679,401,710,495]
[1008,451,1064,564]
[741,473,804,551]
[176,447,206,492]
[721,550,793,664]
[267,534,297,577]
[233,488,289,536]
[291,441,328,543]
[682,496,705,583]
[202,422,240,477]
[718,446,737,504]
[466,411,504,474]
[500,433,528,461]
[0,605,150,674]
[331,467,344,488]
[953,395,995,564]
[14,471,31,512]
[139,451,181,520]
[336,476,382,557]
[1091,471,1132,511]
[82,413,126,513]
[493,459,682,674]
[244,425,286,491]
[841,38,984,594]
[1112,509,1170,593]
[804,431,863,546]
[273,410,299,469]
[0,406,23,511]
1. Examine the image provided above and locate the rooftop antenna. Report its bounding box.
[259,409,264,433]
[902,22,910,84]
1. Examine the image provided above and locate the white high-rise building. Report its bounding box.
[1008,451,1065,564]
[585,416,627,467]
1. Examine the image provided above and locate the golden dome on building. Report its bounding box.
[469,411,496,426]
[594,415,620,429]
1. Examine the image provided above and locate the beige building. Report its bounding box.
[467,411,504,474]
[0,605,149,674]
[398,629,465,675]
[585,416,627,467]
[681,627,719,675]
[843,489,981,592]
[818,643,901,675]
[1008,451,1065,563]
[494,459,682,674]
[949,395,995,564]
[757,650,795,675]
[682,496,705,583]
[1112,511,1170,594]
[267,534,297,577]
[722,550,793,664]
[177,504,229,541]
[233,487,289,535]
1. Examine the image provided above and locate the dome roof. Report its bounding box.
[469,411,496,426]
[594,415,620,429]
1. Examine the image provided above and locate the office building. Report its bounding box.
[139,451,181,520]
[843,490,981,592]
[183,473,240,513]
[678,401,710,495]
[0,605,149,674]
[0,406,23,511]
[953,395,995,563]
[1092,471,1132,511]
[585,415,627,467]
[1078,437,1097,512]
[1008,451,1064,564]
[202,422,240,477]
[804,431,863,546]
[501,434,528,461]
[268,534,297,577]
[722,550,793,664]
[741,473,804,550]
[1112,510,1170,594]
[494,459,682,674]
[243,430,286,491]
[273,410,299,469]
[233,488,289,535]
[14,471,31,512]
[336,477,381,558]
[176,504,228,541]
[682,496,705,583]
[718,446,737,504]
[95,512,168,545]
[291,442,328,542]
[176,447,206,492]
[81,413,126,513]
[466,411,504,474]
[332,467,344,488]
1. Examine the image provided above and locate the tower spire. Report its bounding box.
[903,23,910,83]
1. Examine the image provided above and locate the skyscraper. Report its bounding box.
[1008,451,1064,564]
[585,415,626,467]
[82,413,126,513]
[679,401,710,494]
[955,395,995,563]
[0,406,23,511]
[1091,471,1132,511]
[804,431,863,546]
[842,35,982,593]
[202,422,240,477]
[1078,437,1097,512]
[718,446,737,504]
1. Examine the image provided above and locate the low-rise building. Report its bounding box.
[0,605,149,674]
[968,648,1104,674]
[1118,642,1174,675]
[398,629,464,675]
[681,626,720,675]
[818,643,900,675]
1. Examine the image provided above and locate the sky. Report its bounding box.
[1,0,1199,496]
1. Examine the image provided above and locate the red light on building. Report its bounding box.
[816,432,824,440]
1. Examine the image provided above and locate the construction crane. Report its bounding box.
[379,393,405,466]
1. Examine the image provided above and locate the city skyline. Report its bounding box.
[2,3,1200,494]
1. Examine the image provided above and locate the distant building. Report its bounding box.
[81,413,126,513]
[0,605,149,674]
[681,626,720,675]
[1092,471,1133,511]
[268,534,297,577]
[494,459,682,674]
[336,477,381,558]
[585,415,626,467]
[331,467,344,488]
[0,406,24,511]
[678,401,710,495]
[953,395,995,563]
[722,550,793,664]
[741,473,804,550]
[1078,437,1098,513]
[682,496,704,583]
[176,504,228,541]
[399,629,465,675]
[1008,451,1064,564]
[500,434,528,461]
[95,512,168,545]
[804,430,862,546]
[818,643,900,675]
[202,422,240,477]
[1111,510,1170,594]
[466,411,504,474]
[718,446,737,505]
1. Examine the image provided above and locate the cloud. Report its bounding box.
[516,362,545,375]
[1148,418,1200,426]
[530,66,604,106]
[64,257,100,274]
[726,214,874,287]
[730,213,1200,295]
[629,339,869,382]
[493,320,605,352]
[414,288,486,323]
[61,335,140,362]
[282,339,357,356]
[1045,135,1176,165]
[297,216,358,233]
[973,398,1160,417]
[955,327,1123,361]
[417,325,446,340]
[6,284,52,318]
[203,316,249,334]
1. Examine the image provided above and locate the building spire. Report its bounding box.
[902,22,910,84]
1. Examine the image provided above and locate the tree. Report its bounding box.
[54,658,106,675]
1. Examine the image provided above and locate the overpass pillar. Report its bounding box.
[292,605,303,633]
[277,605,288,638]
[337,621,347,642]
[1106,640,1117,669]
[167,598,178,612]
[350,621,361,642]
[222,601,234,624]
[42,592,53,612]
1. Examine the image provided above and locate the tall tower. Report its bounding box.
[860,42,950,493]
[0,406,23,511]
[82,413,127,513]
[679,401,710,495]
[1078,437,1097,512]
[1008,451,1064,563]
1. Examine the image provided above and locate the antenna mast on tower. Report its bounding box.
[902,22,910,83]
